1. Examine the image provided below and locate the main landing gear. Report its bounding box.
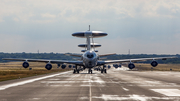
[73,65,79,74]
[101,65,107,73]
[73,69,79,74]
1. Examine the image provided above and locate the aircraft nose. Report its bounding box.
[87,53,94,58]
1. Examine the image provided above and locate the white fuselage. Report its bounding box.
[82,50,98,68]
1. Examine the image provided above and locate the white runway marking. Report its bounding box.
[41,81,77,83]
[122,87,129,91]
[91,94,180,101]
[89,75,92,101]
[151,89,180,96]
[0,71,71,90]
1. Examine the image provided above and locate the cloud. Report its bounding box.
[0,0,180,54]
[41,13,56,18]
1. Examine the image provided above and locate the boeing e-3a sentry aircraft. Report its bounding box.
[2,26,177,74]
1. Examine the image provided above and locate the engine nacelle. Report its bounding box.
[108,65,111,69]
[113,64,118,69]
[22,62,29,68]
[151,61,158,67]
[57,64,61,67]
[45,63,52,70]
[119,64,122,67]
[128,63,135,69]
[68,65,72,68]
[61,64,66,69]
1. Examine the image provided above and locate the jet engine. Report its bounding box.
[151,61,158,67]
[128,63,135,69]
[61,64,66,69]
[108,65,111,69]
[68,65,72,68]
[22,62,29,68]
[113,64,118,69]
[57,64,61,67]
[45,63,52,70]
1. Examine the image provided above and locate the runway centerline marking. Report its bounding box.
[89,75,92,101]
[0,71,71,90]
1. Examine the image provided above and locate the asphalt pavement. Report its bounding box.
[0,66,180,101]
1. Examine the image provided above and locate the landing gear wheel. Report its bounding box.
[104,69,107,73]
[73,69,76,74]
[88,69,92,74]
[101,69,103,73]
[77,70,79,74]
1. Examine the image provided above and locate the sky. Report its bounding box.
[0,0,180,54]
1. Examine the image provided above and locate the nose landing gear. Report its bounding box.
[88,69,92,74]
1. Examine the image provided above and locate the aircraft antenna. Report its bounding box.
[89,25,90,31]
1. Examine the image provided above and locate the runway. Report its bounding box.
[0,66,180,101]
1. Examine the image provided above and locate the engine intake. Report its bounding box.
[68,65,72,68]
[57,64,61,67]
[128,63,135,69]
[151,61,158,67]
[61,64,66,69]
[22,62,29,68]
[119,64,122,67]
[45,63,52,70]
[108,65,111,69]
[113,64,118,69]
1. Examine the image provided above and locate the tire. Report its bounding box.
[104,69,107,73]
[101,70,103,73]
[73,69,76,74]
[77,70,79,74]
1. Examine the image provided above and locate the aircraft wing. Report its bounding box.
[97,57,177,65]
[2,58,83,65]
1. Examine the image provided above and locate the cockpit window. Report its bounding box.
[87,53,94,58]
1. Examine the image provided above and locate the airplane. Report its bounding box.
[2,26,177,74]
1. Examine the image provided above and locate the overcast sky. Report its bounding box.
[0,0,180,54]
